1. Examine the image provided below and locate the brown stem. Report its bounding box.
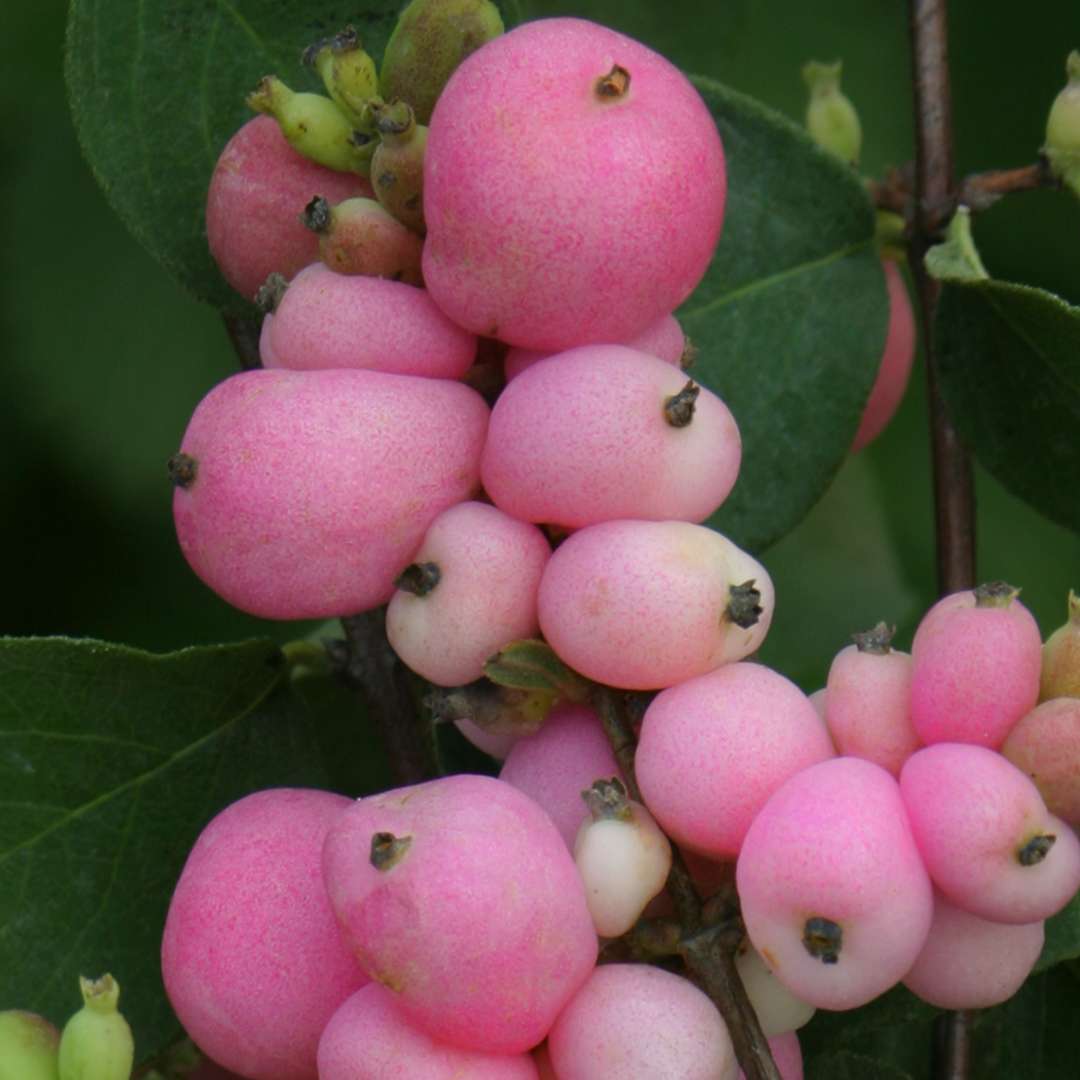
[909,4,976,1077]
[958,162,1057,210]
[592,687,781,1080]
[335,608,440,785]
[222,312,263,370]
[934,1009,975,1078]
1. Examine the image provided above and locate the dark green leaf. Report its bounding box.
[936,279,1080,536]
[682,77,886,552]
[65,0,403,311]
[1036,889,1080,972]
[0,636,389,1062]
[806,1049,917,1080]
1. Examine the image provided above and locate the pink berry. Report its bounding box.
[636,662,834,859]
[321,774,597,1055]
[738,1033,803,1080]
[1002,697,1080,825]
[170,368,488,619]
[910,583,1042,747]
[736,757,933,1010]
[423,18,725,350]
[259,263,476,378]
[850,259,916,452]
[161,789,367,1080]
[481,345,741,528]
[317,984,540,1079]
[206,116,369,301]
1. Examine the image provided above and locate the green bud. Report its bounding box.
[246,76,373,175]
[1043,51,1080,198]
[0,1010,61,1080]
[302,26,380,128]
[369,101,428,234]
[380,0,504,124]
[803,60,862,167]
[1041,590,1080,701]
[58,975,134,1080]
[875,210,907,263]
[924,206,989,284]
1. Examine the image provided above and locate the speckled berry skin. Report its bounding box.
[736,757,933,1011]
[910,588,1042,747]
[260,263,476,378]
[901,892,1044,1010]
[537,520,772,689]
[482,346,740,528]
[317,984,540,1079]
[321,774,598,1055]
[1002,698,1080,825]
[206,116,370,301]
[899,743,1080,924]
[637,662,834,859]
[422,18,725,350]
[548,964,737,1080]
[161,789,368,1080]
[172,368,488,619]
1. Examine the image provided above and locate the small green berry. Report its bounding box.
[0,1010,61,1080]
[57,975,134,1080]
[803,60,862,167]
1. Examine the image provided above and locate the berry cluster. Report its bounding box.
[159,5,1078,1079]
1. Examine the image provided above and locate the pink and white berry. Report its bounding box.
[1002,697,1080,826]
[423,18,726,350]
[537,520,773,689]
[161,789,368,1080]
[504,313,687,381]
[734,944,816,1037]
[735,757,933,1011]
[317,983,540,1079]
[547,963,737,1080]
[386,501,551,686]
[171,368,488,619]
[899,742,1080,924]
[910,583,1042,748]
[259,263,477,378]
[499,703,623,849]
[636,662,834,859]
[321,774,598,1055]
[481,345,741,528]
[901,892,1044,1010]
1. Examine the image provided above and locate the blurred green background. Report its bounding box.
[4,0,1079,689]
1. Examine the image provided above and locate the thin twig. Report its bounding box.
[222,312,263,369]
[592,687,781,1080]
[909,3,977,1076]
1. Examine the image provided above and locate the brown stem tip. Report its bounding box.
[595,64,631,100]
[1017,833,1056,867]
[167,452,198,489]
[852,622,895,654]
[302,195,332,234]
[395,562,441,597]
[254,272,289,314]
[370,831,412,871]
[582,777,632,821]
[664,380,700,428]
[725,581,763,630]
[974,581,1020,608]
[803,916,842,964]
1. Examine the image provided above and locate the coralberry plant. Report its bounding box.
[5,2,1080,1079]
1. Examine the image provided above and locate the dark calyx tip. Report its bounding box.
[1018,833,1056,866]
[395,561,441,597]
[803,916,842,964]
[595,64,631,100]
[974,580,1020,608]
[302,195,332,233]
[852,621,895,654]
[330,25,361,53]
[371,100,414,136]
[370,831,412,871]
[664,380,700,428]
[254,272,289,313]
[581,777,631,821]
[725,580,763,630]
[167,452,198,489]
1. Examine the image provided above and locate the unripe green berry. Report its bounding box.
[803,60,862,167]
[369,100,428,233]
[303,27,379,126]
[247,76,372,174]
[1041,590,1080,701]
[1043,51,1080,199]
[0,1010,61,1080]
[57,975,134,1080]
[380,0,504,124]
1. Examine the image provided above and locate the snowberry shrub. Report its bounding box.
[161,789,368,1080]
[170,367,488,618]
[481,345,741,528]
[422,17,726,350]
[206,115,369,301]
[321,774,598,1055]
[736,757,933,1010]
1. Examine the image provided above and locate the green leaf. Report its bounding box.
[484,639,590,700]
[0,636,389,1062]
[806,1050,916,1080]
[936,279,1080,536]
[64,0,403,311]
[681,77,886,552]
[1036,889,1080,972]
